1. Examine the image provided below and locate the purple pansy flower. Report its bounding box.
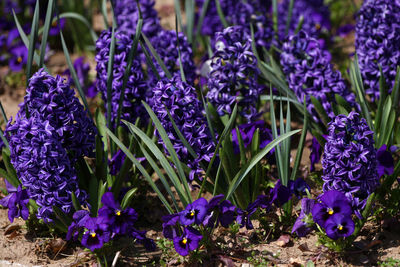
[269,180,292,207]
[9,45,28,72]
[173,227,203,256]
[179,198,208,226]
[236,201,258,229]
[202,194,224,227]
[324,213,355,240]
[81,217,111,251]
[66,210,91,241]
[98,192,138,235]
[311,190,352,228]
[0,182,29,223]
[49,18,66,36]
[292,198,315,237]
[289,178,311,198]
[218,200,237,227]
[376,144,394,177]
[162,213,180,240]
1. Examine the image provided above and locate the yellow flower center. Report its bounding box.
[190,211,195,217]
[182,238,187,245]
[315,24,321,30]
[116,210,121,216]
[338,225,343,231]
[17,57,22,63]
[91,232,96,238]
[52,20,57,27]
[328,208,334,215]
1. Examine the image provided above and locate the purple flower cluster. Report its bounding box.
[206,26,264,121]
[277,0,331,40]
[322,112,378,217]
[147,30,196,86]
[67,192,154,251]
[280,31,356,123]
[151,77,215,181]
[195,0,273,48]
[113,0,161,39]
[355,0,400,101]
[6,70,96,222]
[64,57,97,98]
[95,29,149,128]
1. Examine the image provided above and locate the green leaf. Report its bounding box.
[97,181,108,215]
[310,96,329,125]
[377,97,395,147]
[53,206,72,231]
[272,0,278,36]
[39,0,54,68]
[215,0,229,28]
[106,21,117,130]
[285,0,295,36]
[0,168,19,188]
[71,191,81,211]
[99,0,109,28]
[142,33,172,79]
[89,175,99,215]
[26,1,40,84]
[334,94,353,114]
[391,66,400,113]
[235,127,246,164]
[2,149,19,188]
[173,0,184,34]
[120,188,138,210]
[194,0,211,45]
[176,16,187,83]
[58,12,98,43]
[105,126,174,214]
[185,0,195,44]
[226,129,301,200]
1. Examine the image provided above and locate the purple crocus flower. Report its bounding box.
[180,198,208,226]
[376,144,394,177]
[173,227,202,256]
[81,217,111,251]
[231,120,273,154]
[0,181,30,223]
[9,45,28,72]
[309,137,322,172]
[98,192,138,235]
[292,198,315,237]
[324,213,355,240]
[311,190,352,228]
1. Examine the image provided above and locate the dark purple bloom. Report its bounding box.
[0,182,30,223]
[81,217,111,251]
[180,198,208,226]
[109,149,126,175]
[253,194,271,210]
[280,31,357,123]
[322,112,378,216]
[269,180,292,207]
[337,24,355,38]
[236,201,258,229]
[9,45,28,72]
[310,137,322,172]
[151,76,215,181]
[206,26,264,121]
[355,0,400,101]
[98,192,138,235]
[231,120,273,154]
[173,227,202,256]
[113,0,161,39]
[131,228,156,251]
[292,198,315,237]
[202,194,224,227]
[95,29,149,129]
[324,213,355,240]
[162,213,180,240]
[49,18,66,36]
[277,0,331,40]
[289,178,310,198]
[311,190,352,228]
[376,144,394,177]
[218,200,236,227]
[66,210,91,241]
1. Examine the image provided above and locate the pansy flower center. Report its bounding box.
[90,232,96,238]
[327,208,334,215]
[188,209,195,218]
[17,57,22,63]
[181,238,188,245]
[115,210,121,216]
[337,224,343,231]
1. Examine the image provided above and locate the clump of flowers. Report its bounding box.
[113,0,161,39]
[280,31,356,123]
[277,0,331,40]
[151,76,215,181]
[6,69,96,222]
[95,29,149,128]
[67,192,154,252]
[322,111,378,217]
[355,0,400,101]
[205,26,264,121]
[147,30,196,86]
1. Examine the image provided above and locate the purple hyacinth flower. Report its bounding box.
[180,198,208,226]
[173,227,202,256]
[269,180,292,207]
[9,45,28,72]
[231,120,273,154]
[376,144,394,177]
[4,185,30,223]
[309,137,322,172]
[98,192,138,235]
[236,201,258,229]
[324,213,355,240]
[66,210,90,241]
[292,198,315,237]
[289,178,310,198]
[49,18,66,36]
[81,217,111,251]
[218,200,236,227]
[311,190,352,228]
[162,213,180,240]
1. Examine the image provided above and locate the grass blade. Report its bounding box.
[58,12,98,43]
[185,0,195,44]
[194,0,211,45]
[26,1,40,84]
[215,0,229,28]
[40,0,54,68]
[106,20,117,130]
[120,188,137,210]
[142,33,172,79]
[173,0,184,33]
